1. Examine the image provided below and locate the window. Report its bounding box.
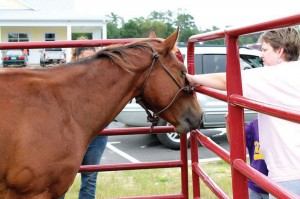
[240,55,263,68]
[193,54,223,74]
[194,54,262,75]
[8,33,29,42]
[203,55,226,74]
[45,33,55,41]
[194,54,203,74]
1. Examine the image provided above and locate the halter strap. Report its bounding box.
[135,43,194,132]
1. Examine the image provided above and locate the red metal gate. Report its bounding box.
[188,14,300,199]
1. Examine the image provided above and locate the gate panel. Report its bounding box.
[188,13,300,199]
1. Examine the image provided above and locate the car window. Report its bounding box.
[193,54,262,75]
[194,54,203,74]
[203,55,226,74]
[194,54,227,74]
[6,50,23,56]
[240,54,263,68]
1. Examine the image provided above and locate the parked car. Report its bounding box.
[115,45,263,150]
[244,43,262,51]
[40,48,66,67]
[2,49,28,68]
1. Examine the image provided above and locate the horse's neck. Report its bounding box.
[56,60,144,138]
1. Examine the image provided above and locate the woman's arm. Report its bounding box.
[186,73,227,91]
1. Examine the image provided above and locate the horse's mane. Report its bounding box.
[92,38,162,72]
[65,37,179,72]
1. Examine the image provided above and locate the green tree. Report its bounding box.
[239,32,261,45]
[200,26,225,45]
[107,23,121,39]
[106,13,124,38]
[148,10,173,24]
[139,20,171,38]
[146,11,175,37]
[121,19,141,38]
[174,11,199,43]
[105,10,227,44]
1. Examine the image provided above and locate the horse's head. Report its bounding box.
[137,28,202,133]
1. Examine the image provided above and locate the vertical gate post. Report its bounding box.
[225,34,248,198]
[191,131,200,198]
[180,133,189,199]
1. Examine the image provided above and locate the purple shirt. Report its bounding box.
[245,119,269,194]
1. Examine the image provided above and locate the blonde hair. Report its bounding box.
[71,36,91,62]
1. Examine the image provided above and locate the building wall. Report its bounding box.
[1,27,67,41]
[0,25,106,65]
[0,0,107,66]
[1,27,67,64]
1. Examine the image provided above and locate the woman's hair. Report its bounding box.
[70,36,96,62]
[258,27,300,61]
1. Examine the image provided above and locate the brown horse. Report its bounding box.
[0,28,201,199]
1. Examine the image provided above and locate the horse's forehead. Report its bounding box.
[162,51,187,72]
[146,39,183,69]
[151,39,178,54]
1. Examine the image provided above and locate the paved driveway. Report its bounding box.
[101,122,229,164]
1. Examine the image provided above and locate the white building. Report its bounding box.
[0,0,108,64]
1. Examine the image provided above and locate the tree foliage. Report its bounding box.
[105,10,261,45]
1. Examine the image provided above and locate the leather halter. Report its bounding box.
[135,43,194,132]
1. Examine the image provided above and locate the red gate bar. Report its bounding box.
[233,159,299,199]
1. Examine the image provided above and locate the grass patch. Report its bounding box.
[63,160,232,199]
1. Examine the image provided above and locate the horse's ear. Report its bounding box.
[149,30,157,38]
[159,27,179,55]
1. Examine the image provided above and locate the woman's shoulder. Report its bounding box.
[284,60,300,68]
[243,60,300,77]
[271,60,300,75]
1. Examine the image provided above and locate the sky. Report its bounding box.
[76,0,300,29]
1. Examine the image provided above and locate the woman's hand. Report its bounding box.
[186,73,227,91]
[186,74,200,87]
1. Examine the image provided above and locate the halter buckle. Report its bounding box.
[152,52,159,59]
[147,114,159,124]
[183,85,194,94]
